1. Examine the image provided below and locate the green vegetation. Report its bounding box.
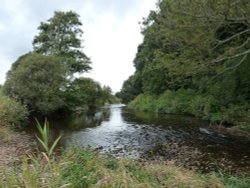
[33,11,91,75]
[1,4,250,188]
[1,148,249,188]
[35,119,61,157]
[64,78,115,113]
[128,90,249,126]
[4,53,66,116]
[120,0,250,130]
[2,11,115,122]
[0,87,28,128]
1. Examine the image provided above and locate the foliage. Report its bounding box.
[64,77,114,113]
[33,11,91,75]
[35,119,61,157]
[101,85,114,104]
[217,172,250,188]
[3,53,66,116]
[128,94,158,112]
[0,88,28,128]
[117,74,142,103]
[129,90,250,130]
[2,148,249,187]
[121,0,250,128]
[3,11,115,119]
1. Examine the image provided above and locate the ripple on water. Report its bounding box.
[31,104,250,173]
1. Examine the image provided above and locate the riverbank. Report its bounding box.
[207,125,250,139]
[128,92,250,138]
[0,126,36,177]
[1,147,249,188]
[1,124,250,187]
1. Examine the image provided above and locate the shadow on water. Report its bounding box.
[28,104,250,173]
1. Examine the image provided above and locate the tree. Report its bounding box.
[119,74,142,103]
[123,0,250,98]
[3,53,66,115]
[140,0,250,80]
[101,86,113,104]
[33,11,91,75]
[64,77,103,112]
[120,0,250,126]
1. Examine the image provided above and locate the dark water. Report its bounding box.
[29,104,250,172]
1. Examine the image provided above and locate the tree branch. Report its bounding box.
[213,48,250,63]
[212,54,248,80]
[213,29,250,50]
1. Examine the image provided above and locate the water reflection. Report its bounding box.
[28,104,250,172]
[48,107,110,131]
[65,108,110,130]
[53,104,250,163]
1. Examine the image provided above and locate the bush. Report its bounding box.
[157,89,195,114]
[129,89,197,115]
[0,90,28,128]
[189,95,221,121]
[128,94,157,112]
[128,89,249,128]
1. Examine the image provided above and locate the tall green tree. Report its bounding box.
[4,53,66,115]
[121,0,250,126]
[125,0,250,97]
[33,11,91,75]
[139,0,250,84]
[64,77,103,112]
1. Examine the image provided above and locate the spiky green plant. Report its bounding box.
[35,118,61,157]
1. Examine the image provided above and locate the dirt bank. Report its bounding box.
[0,129,36,177]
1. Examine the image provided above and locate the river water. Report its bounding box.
[32,104,250,173]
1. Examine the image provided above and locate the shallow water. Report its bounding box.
[28,104,250,172]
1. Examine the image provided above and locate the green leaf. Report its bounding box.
[35,135,49,152]
[49,135,62,156]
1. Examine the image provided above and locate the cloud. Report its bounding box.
[0,0,156,92]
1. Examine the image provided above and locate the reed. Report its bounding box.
[35,118,61,157]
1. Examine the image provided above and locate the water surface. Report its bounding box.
[31,104,250,172]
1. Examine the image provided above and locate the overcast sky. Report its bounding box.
[0,0,157,92]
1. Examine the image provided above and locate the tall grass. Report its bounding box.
[2,148,249,187]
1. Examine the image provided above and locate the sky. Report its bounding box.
[0,0,157,92]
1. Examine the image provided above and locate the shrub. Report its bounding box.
[0,90,28,128]
[189,95,221,121]
[129,89,196,114]
[128,94,157,112]
[157,89,195,114]
[128,89,249,128]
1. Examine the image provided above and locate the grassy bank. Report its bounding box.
[128,90,250,132]
[0,148,249,188]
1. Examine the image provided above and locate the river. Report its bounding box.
[30,104,250,173]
